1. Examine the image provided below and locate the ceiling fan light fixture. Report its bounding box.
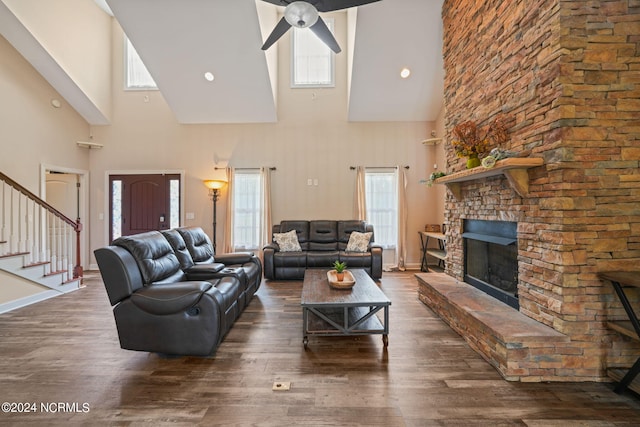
[284,1,319,28]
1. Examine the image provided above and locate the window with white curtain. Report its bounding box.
[291,19,335,87]
[125,37,157,89]
[365,170,398,249]
[232,171,262,250]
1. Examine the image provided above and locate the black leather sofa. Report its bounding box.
[94,227,262,356]
[163,226,262,305]
[263,220,383,280]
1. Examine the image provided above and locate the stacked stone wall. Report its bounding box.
[440,0,640,380]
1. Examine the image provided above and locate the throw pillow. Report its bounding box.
[273,229,302,252]
[346,231,372,252]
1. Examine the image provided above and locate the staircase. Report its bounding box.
[0,172,82,313]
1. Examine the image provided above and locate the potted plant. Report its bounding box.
[420,171,446,187]
[332,260,347,281]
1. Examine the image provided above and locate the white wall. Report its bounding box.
[3,0,112,121]
[0,35,90,303]
[88,20,445,268]
[0,35,90,194]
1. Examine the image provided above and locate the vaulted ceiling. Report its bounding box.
[1,0,444,125]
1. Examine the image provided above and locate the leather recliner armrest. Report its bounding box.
[215,252,255,265]
[184,263,225,278]
[262,245,277,279]
[369,245,383,280]
[130,282,214,315]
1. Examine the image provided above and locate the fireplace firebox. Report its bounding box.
[463,220,519,309]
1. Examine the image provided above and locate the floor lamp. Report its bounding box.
[203,179,227,252]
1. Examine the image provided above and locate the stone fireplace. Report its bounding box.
[463,219,518,309]
[417,0,640,382]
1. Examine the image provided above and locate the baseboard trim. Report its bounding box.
[0,290,61,314]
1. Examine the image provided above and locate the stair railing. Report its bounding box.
[0,171,82,282]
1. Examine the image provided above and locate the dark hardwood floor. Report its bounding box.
[0,271,638,426]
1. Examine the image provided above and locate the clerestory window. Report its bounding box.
[125,37,157,90]
[291,18,335,87]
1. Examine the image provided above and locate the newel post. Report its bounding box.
[73,218,83,281]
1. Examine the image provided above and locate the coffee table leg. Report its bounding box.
[303,336,308,349]
[383,334,388,347]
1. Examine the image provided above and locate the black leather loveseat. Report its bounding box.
[263,220,382,280]
[94,227,261,356]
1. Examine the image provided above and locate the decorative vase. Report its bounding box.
[466,153,481,169]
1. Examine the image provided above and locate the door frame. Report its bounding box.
[40,164,89,272]
[104,169,185,244]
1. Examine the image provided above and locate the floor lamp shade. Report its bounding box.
[203,179,227,251]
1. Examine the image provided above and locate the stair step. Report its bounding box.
[0,252,29,259]
[24,261,50,269]
[45,270,68,278]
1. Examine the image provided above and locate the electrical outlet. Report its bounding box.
[272,381,291,391]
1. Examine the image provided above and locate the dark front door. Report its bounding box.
[109,174,180,242]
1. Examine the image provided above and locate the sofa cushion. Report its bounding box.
[177,227,215,263]
[309,221,338,251]
[113,231,184,285]
[278,221,310,250]
[162,229,195,269]
[273,229,302,252]
[307,251,339,268]
[339,251,372,268]
[130,282,212,315]
[274,251,307,267]
[338,220,369,250]
[346,231,373,252]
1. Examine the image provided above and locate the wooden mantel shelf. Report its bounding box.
[434,157,544,199]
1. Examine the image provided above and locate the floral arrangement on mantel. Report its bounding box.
[451,116,510,168]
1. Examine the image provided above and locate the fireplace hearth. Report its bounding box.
[463,220,518,309]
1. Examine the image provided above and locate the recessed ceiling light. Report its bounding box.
[204,72,215,82]
[400,68,411,79]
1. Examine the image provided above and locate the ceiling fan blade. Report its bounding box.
[315,0,382,13]
[309,16,341,53]
[262,16,292,51]
[259,0,287,6]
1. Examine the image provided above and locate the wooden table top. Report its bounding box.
[301,269,391,307]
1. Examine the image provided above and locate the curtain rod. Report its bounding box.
[349,166,410,170]
[214,167,276,171]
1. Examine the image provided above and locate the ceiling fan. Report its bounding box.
[260,0,382,54]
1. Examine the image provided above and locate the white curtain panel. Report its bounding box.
[354,166,367,221]
[395,166,408,271]
[260,167,273,249]
[222,167,235,254]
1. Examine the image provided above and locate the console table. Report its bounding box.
[598,271,640,394]
[419,231,446,272]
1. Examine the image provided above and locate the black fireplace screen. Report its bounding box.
[463,220,519,309]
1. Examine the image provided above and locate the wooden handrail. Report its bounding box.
[0,171,82,279]
[0,171,79,231]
